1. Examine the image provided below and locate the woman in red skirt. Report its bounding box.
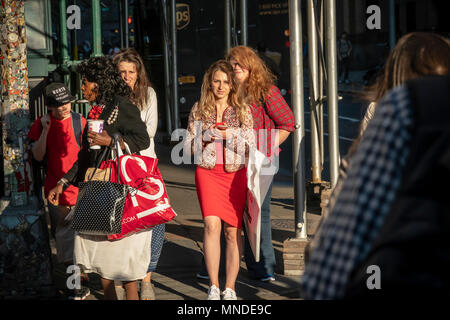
[186,60,255,300]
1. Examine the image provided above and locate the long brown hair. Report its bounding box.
[367,32,450,103]
[113,48,152,110]
[350,32,450,157]
[195,60,248,123]
[226,45,276,105]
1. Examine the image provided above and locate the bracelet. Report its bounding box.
[57,178,70,188]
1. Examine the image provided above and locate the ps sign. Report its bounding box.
[176,3,190,30]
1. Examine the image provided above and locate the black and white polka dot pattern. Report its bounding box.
[71,180,128,235]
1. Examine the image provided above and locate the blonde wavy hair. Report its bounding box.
[226,45,276,105]
[195,60,248,123]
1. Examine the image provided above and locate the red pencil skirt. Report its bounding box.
[195,164,247,229]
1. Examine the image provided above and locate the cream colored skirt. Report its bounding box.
[74,229,152,281]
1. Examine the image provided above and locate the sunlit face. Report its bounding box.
[211,70,231,101]
[48,103,71,120]
[81,77,98,103]
[229,57,249,84]
[118,61,138,90]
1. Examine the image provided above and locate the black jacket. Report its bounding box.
[64,95,150,185]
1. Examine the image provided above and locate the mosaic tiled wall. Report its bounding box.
[0,0,32,205]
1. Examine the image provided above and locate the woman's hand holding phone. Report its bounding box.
[215,124,228,140]
[216,124,228,130]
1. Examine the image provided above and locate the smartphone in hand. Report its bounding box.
[216,124,228,130]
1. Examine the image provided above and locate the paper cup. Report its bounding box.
[87,119,104,149]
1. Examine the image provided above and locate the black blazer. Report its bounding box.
[64,95,150,185]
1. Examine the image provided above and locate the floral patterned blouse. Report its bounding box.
[185,102,256,172]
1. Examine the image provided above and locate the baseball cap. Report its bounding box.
[44,82,76,107]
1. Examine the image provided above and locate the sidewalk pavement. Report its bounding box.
[337,70,368,94]
[50,141,323,300]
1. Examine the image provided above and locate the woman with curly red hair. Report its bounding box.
[226,45,295,282]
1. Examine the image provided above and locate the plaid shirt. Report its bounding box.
[301,85,414,299]
[251,85,295,157]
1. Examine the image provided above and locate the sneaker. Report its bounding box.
[206,285,221,300]
[114,281,127,300]
[69,286,90,300]
[259,274,276,282]
[140,282,155,300]
[196,271,209,280]
[115,285,126,300]
[222,288,237,300]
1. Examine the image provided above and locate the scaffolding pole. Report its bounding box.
[91,0,102,57]
[170,0,179,129]
[119,0,124,48]
[162,0,173,134]
[324,0,339,188]
[240,0,248,46]
[389,0,396,50]
[225,0,232,54]
[59,0,70,85]
[289,0,307,239]
[124,0,129,48]
[307,0,322,184]
[318,0,325,169]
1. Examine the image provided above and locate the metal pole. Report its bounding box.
[319,0,324,168]
[307,0,322,183]
[119,0,124,48]
[225,0,232,54]
[162,0,173,134]
[289,0,307,239]
[324,0,339,188]
[59,0,69,62]
[170,0,179,129]
[240,0,248,46]
[91,0,102,56]
[59,0,70,85]
[389,0,396,50]
[73,0,78,60]
[124,0,129,48]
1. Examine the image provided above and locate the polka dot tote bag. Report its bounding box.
[71,142,128,235]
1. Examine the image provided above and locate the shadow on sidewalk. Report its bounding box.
[158,216,303,299]
[164,179,196,191]
[154,238,301,300]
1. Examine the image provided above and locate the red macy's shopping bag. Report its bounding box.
[100,154,177,240]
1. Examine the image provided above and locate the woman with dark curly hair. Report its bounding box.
[48,56,151,300]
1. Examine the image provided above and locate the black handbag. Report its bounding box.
[71,135,128,235]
